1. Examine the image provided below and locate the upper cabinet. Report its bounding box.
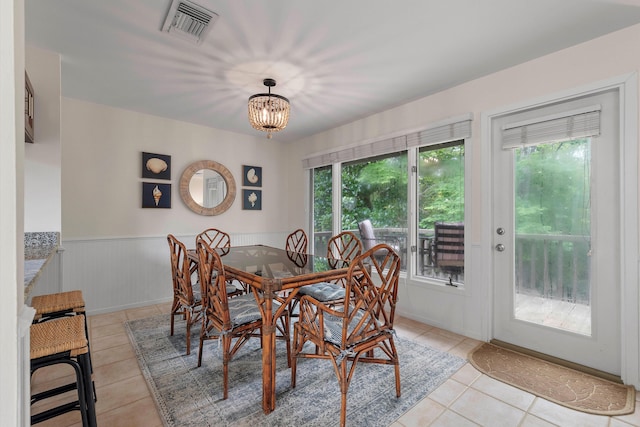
[25,71,34,143]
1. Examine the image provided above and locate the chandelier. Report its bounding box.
[248,78,290,139]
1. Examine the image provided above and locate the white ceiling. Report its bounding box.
[25,0,640,143]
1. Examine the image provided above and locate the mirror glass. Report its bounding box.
[179,160,236,215]
[188,169,227,208]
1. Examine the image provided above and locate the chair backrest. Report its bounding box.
[285,228,308,253]
[433,222,464,269]
[327,231,363,267]
[342,243,401,347]
[196,228,231,254]
[196,236,231,330]
[167,234,195,304]
[357,219,377,251]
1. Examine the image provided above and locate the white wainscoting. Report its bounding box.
[62,232,288,315]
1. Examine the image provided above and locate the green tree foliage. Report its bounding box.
[341,153,408,230]
[313,166,333,233]
[418,144,464,229]
[515,139,590,235]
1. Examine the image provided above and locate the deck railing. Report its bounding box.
[514,233,591,305]
[315,230,590,304]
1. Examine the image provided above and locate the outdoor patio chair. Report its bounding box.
[195,237,291,398]
[291,243,401,427]
[357,219,403,264]
[433,221,464,283]
[167,234,203,355]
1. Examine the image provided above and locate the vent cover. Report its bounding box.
[161,0,219,45]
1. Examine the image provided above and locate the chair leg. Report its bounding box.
[394,363,401,398]
[222,336,231,400]
[339,360,348,427]
[290,327,299,388]
[340,390,348,427]
[279,313,292,368]
[170,300,178,336]
[197,322,205,368]
[185,310,191,355]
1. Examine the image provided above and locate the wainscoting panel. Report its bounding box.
[26,249,62,303]
[62,232,288,314]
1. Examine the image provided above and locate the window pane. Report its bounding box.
[342,153,408,270]
[418,141,465,283]
[514,139,591,335]
[312,166,332,255]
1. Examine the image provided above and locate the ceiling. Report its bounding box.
[25,0,640,143]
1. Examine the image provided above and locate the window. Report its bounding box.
[304,116,471,282]
[312,166,332,255]
[417,141,465,284]
[342,153,408,268]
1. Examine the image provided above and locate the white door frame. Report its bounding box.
[480,73,639,388]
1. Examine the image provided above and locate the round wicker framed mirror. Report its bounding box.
[179,160,236,215]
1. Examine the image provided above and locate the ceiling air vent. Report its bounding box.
[161,0,219,45]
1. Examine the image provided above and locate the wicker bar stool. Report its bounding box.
[30,290,92,371]
[31,290,86,322]
[30,315,97,426]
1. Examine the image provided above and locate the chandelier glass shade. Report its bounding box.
[248,78,290,139]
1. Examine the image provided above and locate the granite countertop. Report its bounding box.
[24,232,60,298]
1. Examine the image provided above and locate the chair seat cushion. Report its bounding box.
[226,283,240,295]
[228,294,262,326]
[192,284,202,303]
[299,282,345,302]
[323,308,368,346]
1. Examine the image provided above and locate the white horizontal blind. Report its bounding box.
[302,117,472,169]
[502,105,601,150]
[406,120,472,148]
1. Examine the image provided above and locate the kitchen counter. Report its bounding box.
[24,232,60,298]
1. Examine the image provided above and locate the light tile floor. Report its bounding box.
[30,302,640,427]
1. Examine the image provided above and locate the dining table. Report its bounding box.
[189,244,351,414]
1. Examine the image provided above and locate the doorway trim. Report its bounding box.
[480,73,639,388]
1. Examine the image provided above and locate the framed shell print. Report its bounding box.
[242,165,262,187]
[142,152,171,180]
[242,189,262,210]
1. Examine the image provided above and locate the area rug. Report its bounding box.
[125,314,466,427]
[469,342,636,416]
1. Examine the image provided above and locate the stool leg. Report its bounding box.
[78,352,97,427]
[31,358,89,426]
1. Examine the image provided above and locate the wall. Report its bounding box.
[57,97,295,312]
[286,23,640,342]
[61,98,292,238]
[24,46,61,232]
[1,1,27,424]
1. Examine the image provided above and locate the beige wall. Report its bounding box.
[25,46,61,232]
[60,98,294,239]
[2,1,26,424]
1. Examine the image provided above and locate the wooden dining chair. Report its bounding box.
[195,236,292,398]
[285,228,308,253]
[297,231,363,303]
[167,234,203,355]
[196,227,231,254]
[196,227,245,295]
[291,243,401,427]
